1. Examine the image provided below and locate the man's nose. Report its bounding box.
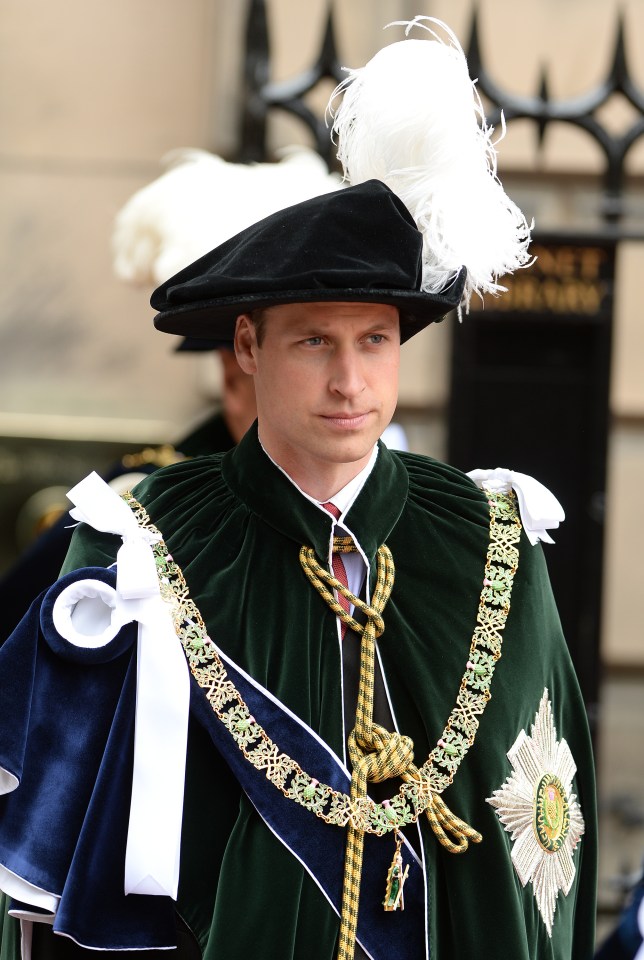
[328,347,367,398]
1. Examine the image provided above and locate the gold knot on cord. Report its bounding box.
[299,538,482,960]
[348,726,415,787]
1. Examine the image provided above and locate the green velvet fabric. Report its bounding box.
[0,899,19,960]
[37,424,597,959]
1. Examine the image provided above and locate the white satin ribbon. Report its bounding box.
[467,467,565,545]
[64,472,189,900]
[635,893,644,960]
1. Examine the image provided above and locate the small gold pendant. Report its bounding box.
[383,832,409,912]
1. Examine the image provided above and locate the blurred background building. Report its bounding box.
[1,0,643,942]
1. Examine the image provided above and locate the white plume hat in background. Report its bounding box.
[112,148,343,288]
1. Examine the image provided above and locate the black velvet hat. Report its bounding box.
[151,180,465,345]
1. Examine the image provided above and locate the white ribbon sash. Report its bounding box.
[467,467,565,545]
[64,472,189,899]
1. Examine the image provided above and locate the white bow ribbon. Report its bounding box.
[65,472,189,900]
[467,467,565,545]
[68,472,161,600]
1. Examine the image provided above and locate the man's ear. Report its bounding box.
[234,315,258,374]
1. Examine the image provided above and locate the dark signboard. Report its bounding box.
[474,241,614,317]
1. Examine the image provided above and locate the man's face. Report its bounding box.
[234,301,400,487]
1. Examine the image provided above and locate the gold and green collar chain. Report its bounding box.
[122,490,521,844]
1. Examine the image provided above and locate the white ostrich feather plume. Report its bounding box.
[112,148,343,287]
[329,16,532,310]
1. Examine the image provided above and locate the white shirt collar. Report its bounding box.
[259,439,378,520]
[322,447,378,517]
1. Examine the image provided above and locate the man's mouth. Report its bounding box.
[321,412,370,428]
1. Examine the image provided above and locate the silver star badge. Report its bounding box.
[487,689,585,935]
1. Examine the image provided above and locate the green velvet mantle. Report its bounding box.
[10,425,597,960]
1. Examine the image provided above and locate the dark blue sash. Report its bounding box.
[190,647,427,960]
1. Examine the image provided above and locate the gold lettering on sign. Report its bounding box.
[473,245,610,315]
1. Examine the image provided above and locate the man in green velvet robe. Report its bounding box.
[0,174,597,960]
[0,16,600,951]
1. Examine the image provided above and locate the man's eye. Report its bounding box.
[304,337,323,346]
[368,334,385,344]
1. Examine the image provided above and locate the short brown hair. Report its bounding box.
[248,307,268,346]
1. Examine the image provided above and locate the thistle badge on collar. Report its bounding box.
[487,690,585,935]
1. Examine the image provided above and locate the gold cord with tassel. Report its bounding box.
[300,538,481,960]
